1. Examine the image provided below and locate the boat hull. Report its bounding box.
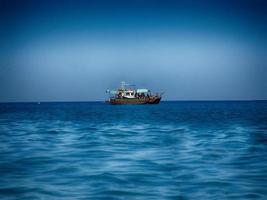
[107,96,161,105]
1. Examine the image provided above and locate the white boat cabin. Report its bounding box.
[120,89,135,99]
[106,82,151,99]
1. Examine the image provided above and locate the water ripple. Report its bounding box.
[0,101,267,199]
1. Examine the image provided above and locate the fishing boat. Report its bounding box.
[106,81,162,105]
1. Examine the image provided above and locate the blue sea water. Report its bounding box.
[0,101,267,200]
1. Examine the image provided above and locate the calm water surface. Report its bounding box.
[0,101,267,199]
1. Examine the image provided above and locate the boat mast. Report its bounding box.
[121,81,126,90]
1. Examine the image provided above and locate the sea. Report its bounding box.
[0,101,267,200]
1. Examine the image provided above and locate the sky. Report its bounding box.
[0,0,266,102]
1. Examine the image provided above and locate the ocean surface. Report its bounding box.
[0,101,267,200]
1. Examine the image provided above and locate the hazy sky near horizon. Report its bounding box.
[0,0,267,102]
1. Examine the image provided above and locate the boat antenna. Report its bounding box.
[121,81,126,90]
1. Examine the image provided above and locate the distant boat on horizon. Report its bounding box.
[106,81,162,105]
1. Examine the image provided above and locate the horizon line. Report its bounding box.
[0,100,267,104]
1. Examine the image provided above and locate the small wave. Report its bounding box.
[1,101,267,199]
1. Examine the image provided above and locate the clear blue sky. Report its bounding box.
[0,0,266,102]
